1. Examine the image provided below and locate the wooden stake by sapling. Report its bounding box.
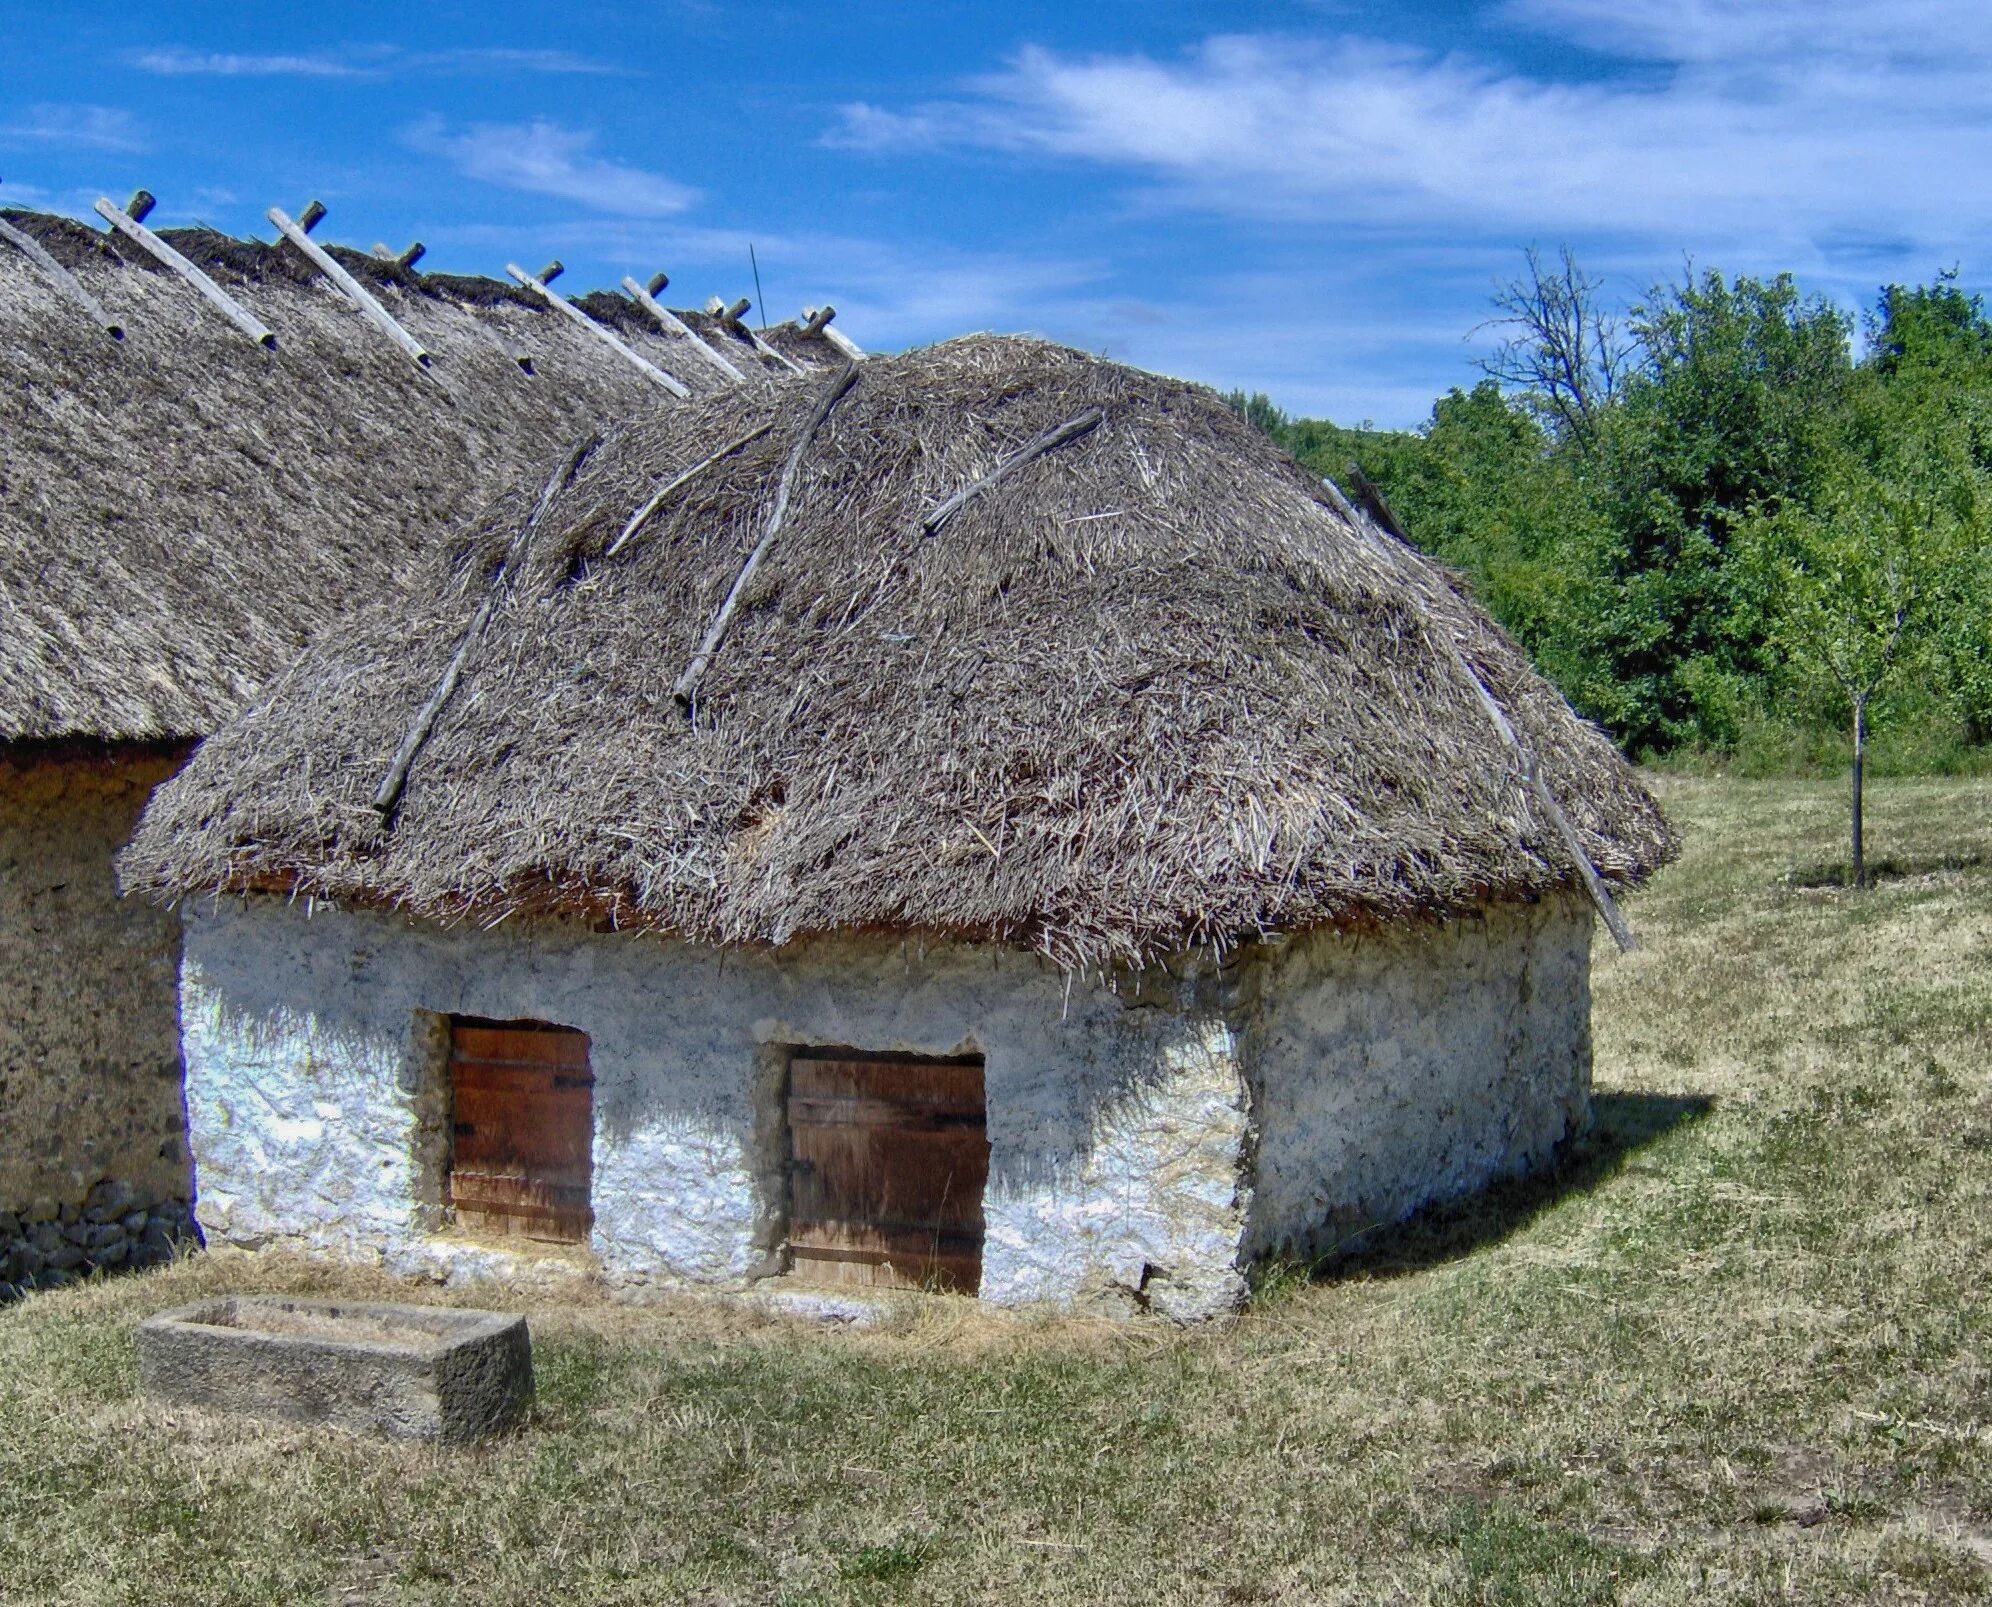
[673,362,861,706]
[93,192,275,347]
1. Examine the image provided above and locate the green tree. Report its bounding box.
[1590,269,1855,751]
[1747,458,1971,881]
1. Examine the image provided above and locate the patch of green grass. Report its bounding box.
[2,775,1990,1602]
[839,1537,937,1583]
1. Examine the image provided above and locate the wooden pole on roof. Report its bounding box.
[921,409,1103,536]
[268,201,438,380]
[0,216,122,338]
[93,192,275,347]
[505,260,690,398]
[709,295,806,374]
[673,361,861,706]
[605,421,775,558]
[620,273,749,384]
[1319,472,1639,953]
[799,305,865,360]
[373,435,601,816]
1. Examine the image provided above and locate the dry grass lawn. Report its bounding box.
[2,774,1988,1604]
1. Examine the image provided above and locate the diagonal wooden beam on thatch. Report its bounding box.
[621,275,750,385]
[0,216,121,338]
[94,194,275,347]
[1320,472,1639,953]
[799,305,866,360]
[605,422,776,559]
[268,203,437,381]
[920,408,1104,537]
[709,296,808,375]
[373,434,601,816]
[673,361,861,707]
[506,262,690,398]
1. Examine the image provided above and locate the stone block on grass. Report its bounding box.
[137,1297,533,1443]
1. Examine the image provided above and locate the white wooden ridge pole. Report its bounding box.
[505,260,690,398]
[93,191,275,347]
[0,216,122,338]
[709,295,807,374]
[799,304,865,360]
[268,201,436,377]
[620,272,748,384]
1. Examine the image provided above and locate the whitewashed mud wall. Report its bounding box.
[1239,892,1594,1263]
[1,747,197,1297]
[178,891,1593,1318]
[179,900,1253,1320]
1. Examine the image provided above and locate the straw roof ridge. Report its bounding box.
[123,334,1676,970]
[0,207,841,741]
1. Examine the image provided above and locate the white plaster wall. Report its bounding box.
[179,900,1254,1317]
[1239,893,1593,1263]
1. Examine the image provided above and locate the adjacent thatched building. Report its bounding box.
[0,203,842,1293]
[125,336,1674,1319]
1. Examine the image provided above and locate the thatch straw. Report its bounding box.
[123,335,1676,971]
[0,209,837,742]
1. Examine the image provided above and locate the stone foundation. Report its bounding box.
[0,1177,199,1300]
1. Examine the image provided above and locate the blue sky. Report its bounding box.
[1,1,1985,425]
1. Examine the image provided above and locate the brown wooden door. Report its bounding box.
[448,1018,594,1244]
[786,1052,989,1292]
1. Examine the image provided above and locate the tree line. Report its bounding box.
[1232,253,1992,799]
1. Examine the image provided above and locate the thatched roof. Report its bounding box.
[124,336,1674,970]
[0,208,843,741]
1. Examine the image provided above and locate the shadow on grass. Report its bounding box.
[1290,1090,1713,1286]
[1788,851,1985,889]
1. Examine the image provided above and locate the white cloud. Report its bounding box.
[0,103,145,152]
[404,117,696,217]
[1500,0,1992,67]
[423,48,630,76]
[128,47,372,77]
[126,44,628,79]
[827,17,1992,260]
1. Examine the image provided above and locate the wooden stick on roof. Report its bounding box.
[268,202,438,381]
[710,295,807,375]
[605,421,775,558]
[799,305,866,360]
[505,261,690,398]
[0,216,122,338]
[373,435,601,816]
[93,193,275,348]
[621,273,749,384]
[921,409,1104,536]
[1320,472,1639,952]
[673,361,861,707]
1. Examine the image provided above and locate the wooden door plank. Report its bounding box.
[785,1050,990,1293]
[447,1018,594,1246]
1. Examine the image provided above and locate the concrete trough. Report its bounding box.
[136,1296,532,1442]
